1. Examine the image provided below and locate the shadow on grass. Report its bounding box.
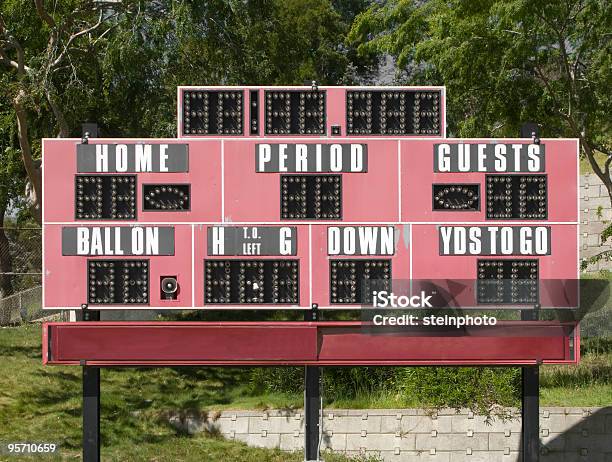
[0,344,41,358]
[40,369,81,382]
[170,366,252,385]
[23,385,78,408]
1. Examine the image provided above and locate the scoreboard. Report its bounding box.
[42,86,578,311]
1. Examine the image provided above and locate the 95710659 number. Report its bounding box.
[1,442,59,455]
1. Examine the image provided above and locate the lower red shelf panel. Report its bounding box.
[43,321,579,366]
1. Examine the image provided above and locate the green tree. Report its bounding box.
[0,0,135,224]
[349,1,611,260]
[97,0,370,137]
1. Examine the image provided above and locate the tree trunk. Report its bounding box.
[14,89,43,225]
[0,201,15,325]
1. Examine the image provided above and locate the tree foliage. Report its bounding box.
[0,0,369,315]
[0,0,370,202]
[349,0,611,268]
[350,0,610,140]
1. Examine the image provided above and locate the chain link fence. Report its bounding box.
[0,227,53,325]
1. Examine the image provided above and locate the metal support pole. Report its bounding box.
[82,305,100,462]
[304,365,321,461]
[522,366,540,462]
[304,304,320,461]
[521,304,540,461]
[83,365,100,462]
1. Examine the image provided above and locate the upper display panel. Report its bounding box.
[177,86,446,138]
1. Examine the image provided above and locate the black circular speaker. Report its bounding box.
[161,277,178,294]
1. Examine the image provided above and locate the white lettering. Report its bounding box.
[212,227,224,255]
[95,145,108,172]
[279,227,292,255]
[527,144,541,172]
[494,144,507,171]
[458,144,470,172]
[116,144,128,172]
[135,145,152,172]
[440,227,453,255]
[258,144,271,171]
[145,227,159,255]
[77,227,89,255]
[328,227,340,255]
[351,144,364,172]
[131,227,144,255]
[330,145,342,172]
[278,144,288,172]
[512,144,522,172]
[295,145,308,171]
[159,145,169,172]
[437,144,451,172]
[477,144,486,171]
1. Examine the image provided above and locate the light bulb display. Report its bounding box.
[250,90,259,135]
[486,175,547,219]
[477,259,538,304]
[432,184,480,211]
[346,90,441,135]
[265,90,326,135]
[330,259,391,304]
[88,259,149,305]
[182,90,243,135]
[143,184,190,211]
[75,175,136,220]
[280,175,342,220]
[204,259,299,304]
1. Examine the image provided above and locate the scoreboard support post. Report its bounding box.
[521,305,541,462]
[522,365,540,462]
[82,307,101,462]
[82,363,100,462]
[304,304,321,461]
[304,365,321,461]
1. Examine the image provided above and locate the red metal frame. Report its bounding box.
[43,321,578,366]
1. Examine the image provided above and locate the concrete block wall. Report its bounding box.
[581,173,612,272]
[166,407,612,461]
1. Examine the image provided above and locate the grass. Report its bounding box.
[0,325,380,461]
[539,352,612,406]
[0,325,610,460]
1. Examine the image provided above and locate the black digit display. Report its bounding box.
[75,175,136,220]
[182,90,243,135]
[265,90,326,135]
[281,175,342,220]
[330,259,391,304]
[250,90,259,135]
[143,184,190,211]
[88,260,149,304]
[477,259,538,305]
[204,260,299,304]
[346,90,441,135]
[486,175,547,219]
[433,184,480,211]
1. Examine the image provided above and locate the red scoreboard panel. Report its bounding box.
[42,86,578,312]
